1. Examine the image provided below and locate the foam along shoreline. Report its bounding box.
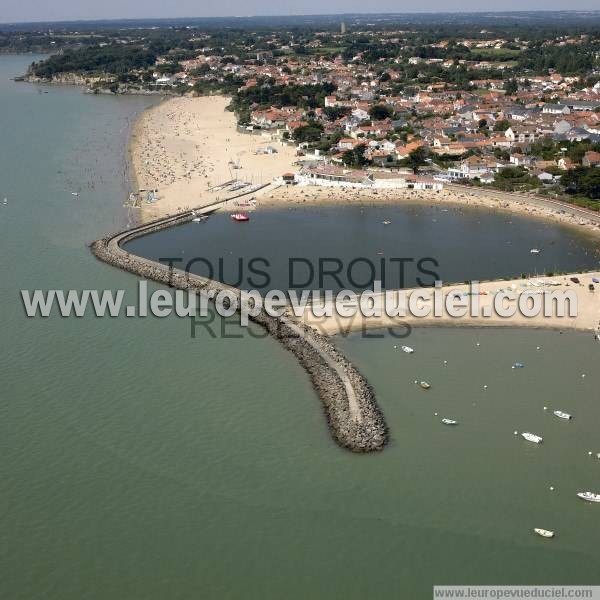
[297,272,600,336]
[90,208,387,453]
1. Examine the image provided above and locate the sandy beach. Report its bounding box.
[129,95,298,221]
[129,95,600,238]
[296,271,600,335]
[127,95,600,333]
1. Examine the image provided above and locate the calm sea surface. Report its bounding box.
[1,55,599,600]
[125,204,600,292]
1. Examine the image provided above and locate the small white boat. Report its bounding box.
[553,410,572,420]
[530,248,540,254]
[534,528,554,538]
[441,418,457,425]
[521,432,543,444]
[401,345,414,354]
[382,220,391,225]
[577,492,600,503]
[71,192,79,197]
[419,381,431,390]
[192,216,208,223]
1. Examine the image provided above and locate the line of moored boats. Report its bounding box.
[399,342,599,540]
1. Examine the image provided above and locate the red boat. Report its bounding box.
[231,212,250,222]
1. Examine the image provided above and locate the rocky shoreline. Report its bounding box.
[20,72,179,96]
[90,207,388,453]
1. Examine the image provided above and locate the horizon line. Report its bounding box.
[3,9,600,27]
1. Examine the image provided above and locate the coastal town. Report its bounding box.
[19,17,600,213]
[3,11,600,597]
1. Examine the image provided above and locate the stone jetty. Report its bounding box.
[90,205,388,452]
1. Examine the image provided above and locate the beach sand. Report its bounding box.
[129,95,297,221]
[296,272,600,335]
[259,185,600,238]
[127,95,600,333]
[129,95,600,238]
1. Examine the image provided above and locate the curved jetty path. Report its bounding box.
[90,201,387,453]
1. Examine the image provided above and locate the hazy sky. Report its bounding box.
[3,0,600,24]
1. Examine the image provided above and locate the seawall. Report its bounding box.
[90,204,388,453]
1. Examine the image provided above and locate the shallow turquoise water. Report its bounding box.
[1,55,599,600]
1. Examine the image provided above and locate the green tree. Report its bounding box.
[292,123,324,144]
[405,147,429,174]
[561,168,600,200]
[504,79,518,95]
[341,145,368,168]
[369,104,394,121]
[493,119,510,132]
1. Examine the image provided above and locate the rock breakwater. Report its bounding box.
[90,209,388,452]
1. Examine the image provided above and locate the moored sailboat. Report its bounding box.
[521,432,543,444]
[534,528,554,538]
[577,492,600,503]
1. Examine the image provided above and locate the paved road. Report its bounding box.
[446,183,600,225]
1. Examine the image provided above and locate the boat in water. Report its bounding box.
[534,528,555,538]
[512,362,525,369]
[419,381,431,390]
[401,345,414,354]
[553,410,572,420]
[231,212,250,222]
[530,248,540,254]
[577,492,600,503]
[441,418,457,425]
[521,432,543,444]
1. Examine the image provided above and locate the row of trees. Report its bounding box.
[31,45,157,77]
[561,168,600,201]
